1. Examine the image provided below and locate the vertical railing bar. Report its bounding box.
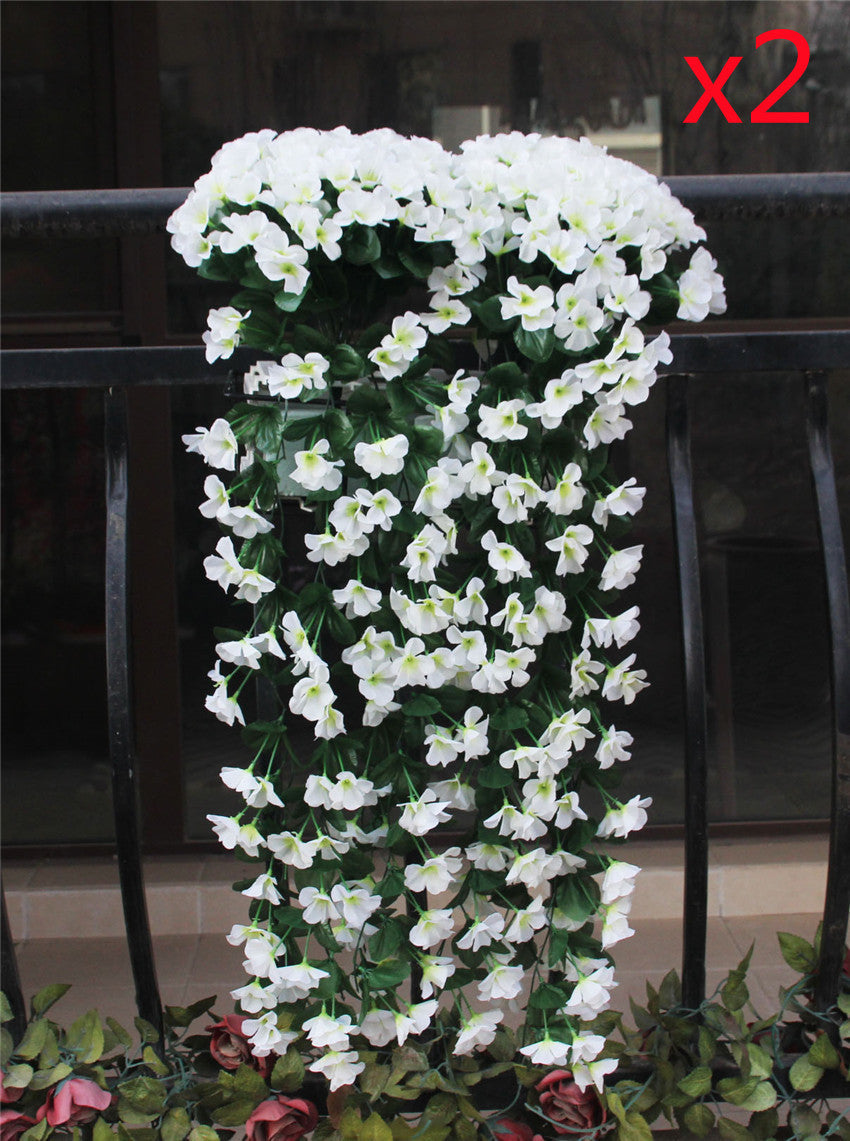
[804,371,850,1014]
[1,885,26,1041]
[666,374,709,1010]
[104,386,164,1041]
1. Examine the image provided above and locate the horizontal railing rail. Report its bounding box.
[1,181,848,1099]
[3,173,850,238]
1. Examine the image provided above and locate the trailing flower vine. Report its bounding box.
[168,127,726,1101]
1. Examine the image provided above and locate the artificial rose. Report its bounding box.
[245,1095,319,1141]
[491,1119,543,1141]
[207,1014,273,1079]
[0,1072,22,1105]
[537,1069,607,1134]
[0,1109,36,1141]
[36,1078,112,1127]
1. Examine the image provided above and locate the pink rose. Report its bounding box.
[245,1096,318,1141]
[36,1078,112,1127]
[0,1109,36,1141]
[536,1070,607,1135]
[492,1120,543,1141]
[207,1015,273,1080]
[0,1071,23,1105]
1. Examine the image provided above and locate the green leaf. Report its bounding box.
[20,1120,50,1141]
[683,1104,715,1137]
[67,1010,105,1064]
[473,295,512,334]
[270,1048,304,1094]
[401,694,441,717]
[618,1111,654,1141]
[361,1114,393,1141]
[513,324,555,364]
[161,1108,192,1141]
[488,706,529,731]
[31,985,71,1017]
[677,1065,713,1098]
[369,919,405,961]
[106,1017,133,1050]
[736,1082,777,1113]
[789,1104,823,1138]
[93,1116,114,1141]
[777,931,818,974]
[343,225,381,266]
[808,1032,841,1069]
[698,1026,718,1063]
[134,1018,160,1045]
[748,1107,779,1141]
[717,1119,753,1141]
[477,763,514,789]
[364,960,411,990]
[15,1018,48,1060]
[324,408,355,450]
[142,1046,170,1077]
[29,1062,73,1090]
[722,971,750,1013]
[231,1063,268,1100]
[658,968,681,1009]
[274,284,309,312]
[837,992,850,1017]
[211,1099,258,1127]
[331,344,367,380]
[528,982,569,1010]
[120,1075,169,1114]
[0,994,13,1023]
[789,1054,824,1092]
[188,1128,222,1141]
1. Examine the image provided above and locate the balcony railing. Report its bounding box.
[1,176,848,1097]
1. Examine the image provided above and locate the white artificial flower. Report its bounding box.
[600,545,643,592]
[291,439,344,492]
[309,1050,366,1092]
[597,795,653,839]
[354,434,409,478]
[478,400,528,443]
[453,1010,504,1055]
[500,275,555,331]
[410,908,455,950]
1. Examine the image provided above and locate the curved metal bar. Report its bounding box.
[105,387,164,1040]
[1,886,26,1041]
[666,374,709,1010]
[2,173,849,237]
[804,371,850,1013]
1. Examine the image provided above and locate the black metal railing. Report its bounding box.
[1,179,848,1088]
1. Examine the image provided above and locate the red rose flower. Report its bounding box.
[207,1015,273,1080]
[491,1119,544,1141]
[537,1070,607,1135]
[1,1108,36,1141]
[36,1078,112,1127]
[245,1095,318,1141]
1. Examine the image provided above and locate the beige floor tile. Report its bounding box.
[148,886,200,936]
[199,854,246,883]
[186,932,245,984]
[27,889,125,939]
[719,864,826,916]
[198,883,248,934]
[143,856,205,885]
[29,858,120,889]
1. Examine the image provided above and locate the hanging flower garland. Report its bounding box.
[169,127,725,1106]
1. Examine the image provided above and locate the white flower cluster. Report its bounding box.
[173,126,725,1091]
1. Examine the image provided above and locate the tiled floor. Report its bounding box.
[12,912,823,1033]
